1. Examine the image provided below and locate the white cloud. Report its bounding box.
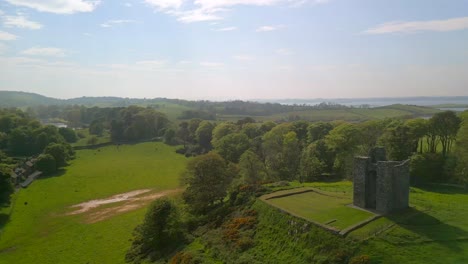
[256,25,284,32]
[214,26,237,31]
[364,17,468,34]
[200,61,224,67]
[3,14,43,30]
[276,48,293,55]
[0,30,17,41]
[4,0,100,14]
[100,19,138,28]
[144,0,184,10]
[124,3,132,7]
[21,47,66,57]
[146,0,327,23]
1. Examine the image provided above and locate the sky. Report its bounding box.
[0,0,467,100]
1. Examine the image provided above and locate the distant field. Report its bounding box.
[72,129,111,147]
[262,188,374,230]
[217,104,440,122]
[0,142,187,264]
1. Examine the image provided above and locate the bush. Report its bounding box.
[349,255,371,264]
[410,153,446,185]
[35,154,57,175]
[126,198,183,263]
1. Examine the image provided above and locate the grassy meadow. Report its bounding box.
[0,142,187,264]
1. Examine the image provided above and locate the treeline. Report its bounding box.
[170,111,464,184]
[23,100,352,126]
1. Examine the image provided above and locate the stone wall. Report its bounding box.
[353,148,410,214]
[353,157,369,208]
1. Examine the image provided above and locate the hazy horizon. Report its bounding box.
[1,1,468,100]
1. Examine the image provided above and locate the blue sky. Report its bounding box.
[0,0,467,100]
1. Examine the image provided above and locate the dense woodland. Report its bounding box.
[1,99,467,263]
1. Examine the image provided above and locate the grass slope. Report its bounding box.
[0,142,187,264]
[264,182,468,263]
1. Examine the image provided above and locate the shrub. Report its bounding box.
[349,255,371,264]
[35,154,56,175]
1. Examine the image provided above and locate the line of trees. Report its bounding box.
[171,111,463,186]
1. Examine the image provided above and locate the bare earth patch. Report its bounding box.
[66,189,182,223]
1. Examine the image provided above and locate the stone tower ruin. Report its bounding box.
[353,147,410,214]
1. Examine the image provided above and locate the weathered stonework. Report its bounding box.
[353,148,410,214]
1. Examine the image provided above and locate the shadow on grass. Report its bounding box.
[385,207,468,252]
[37,168,67,180]
[414,184,468,195]
[0,213,9,230]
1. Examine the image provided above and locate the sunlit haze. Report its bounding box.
[0,0,467,100]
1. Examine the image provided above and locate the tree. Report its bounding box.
[195,121,214,152]
[214,133,250,163]
[59,127,78,143]
[44,143,70,168]
[126,198,182,263]
[281,131,301,180]
[211,122,237,146]
[307,122,333,143]
[325,123,362,177]
[455,111,468,186]
[89,120,104,136]
[182,152,233,214]
[177,122,190,148]
[241,123,260,139]
[87,136,98,145]
[299,142,327,182]
[430,111,461,157]
[239,150,268,185]
[36,154,57,175]
[380,122,415,161]
[405,118,428,154]
[163,128,176,145]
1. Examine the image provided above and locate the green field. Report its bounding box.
[0,142,188,264]
[262,188,374,230]
[218,104,439,122]
[259,182,468,263]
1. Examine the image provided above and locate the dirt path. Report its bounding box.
[66,188,182,223]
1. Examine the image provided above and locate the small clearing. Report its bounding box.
[67,188,182,223]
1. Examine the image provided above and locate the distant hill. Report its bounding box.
[0,91,62,107]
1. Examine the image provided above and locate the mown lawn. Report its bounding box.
[0,142,187,264]
[263,188,373,230]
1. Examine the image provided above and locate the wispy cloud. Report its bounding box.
[214,26,237,32]
[200,61,224,67]
[123,3,132,7]
[276,48,293,55]
[4,0,100,14]
[256,25,284,32]
[21,47,66,57]
[233,55,254,61]
[100,19,138,28]
[3,14,43,30]
[144,0,183,10]
[0,30,17,41]
[145,0,328,23]
[364,17,468,34]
